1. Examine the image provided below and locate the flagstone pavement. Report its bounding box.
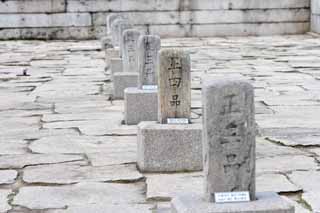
[0,34,320,212]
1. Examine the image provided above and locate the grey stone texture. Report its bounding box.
[110,57,123,76]
[1,36,320,212]
[113,72,139,99]
[110,18,131,48]
[171,192,294,213]
[137,121,202,172]
[158,49,191,124]
[119,21,132,56]
[202,79,256,202]
[138,35,161,88]
[106,14,124,35]
[122,29,141,73]
[101,37,113,70]
[124,88,158,125]
[0,170,18,184]
[101,36,113,51]
[0,0,311,39]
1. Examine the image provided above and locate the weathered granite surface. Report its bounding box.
[0,35,319,212]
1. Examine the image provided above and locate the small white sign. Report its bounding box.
[142,85,158,90]
[215,191,250,203]
[167,118,189,124]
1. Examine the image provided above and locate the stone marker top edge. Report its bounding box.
[159,48,189,58]
[138,34,161,42]
[123,28,142,35]
[111,18,131,29]
[202,78,253,91]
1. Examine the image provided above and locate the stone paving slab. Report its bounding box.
[47,204,154,213]
[12,182,146,210]
[1,35,320,212]
[23,164,143,184]
[0,170,18,184]
[0,190,12,213]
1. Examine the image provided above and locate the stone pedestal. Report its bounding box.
[124,88,158,125]
[113,72,138,99]
[110,57,123,76]
[171,192,294,213]
[137,121,202,172]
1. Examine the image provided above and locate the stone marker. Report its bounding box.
[101,37,114,70]
[119,21,132,57]
[124,35,161,125]
[122,29,141,73]
[158,49,191,124]
[138,35,161,88]
[171,79,294,213]
[137,49,202,172]
[110,19,130,48]
[202,80,255,202]
[101,37,113,51]
[106,14,123,35]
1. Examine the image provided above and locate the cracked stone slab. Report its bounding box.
[256,173,302,193]
[48,204,153,213]
[0,141,27,155]
[23,164,143,184]
[0,154,84,169]
[48,204,154,213]
[256,106,320,129]
[266,135,320,146]
[0,170,18,184]
[281,196,311,213]
[146,173,202,201]
[42,112,117,123]
[256,155,318,173]
[13,182,145,210]
[0,190,11,212]
[302,191,320,213]
[146,172,302,202]
[256,138,306,159]
[42,116,137,136]
[87,150,136,166]
[29,135,136,154]
[1,128,80,141]
[289,171,320,192]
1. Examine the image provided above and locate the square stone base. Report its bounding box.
[137,121,202,172]
[171,192,294,213]
[124,88,158,125]
[113,72,138,99]
[110,57,123,76]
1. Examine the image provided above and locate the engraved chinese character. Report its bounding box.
[170,95,181,107]
[169,77,182,88]
[220,94,240,115]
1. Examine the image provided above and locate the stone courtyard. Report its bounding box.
[0,33,319,212]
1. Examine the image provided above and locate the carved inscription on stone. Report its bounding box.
[138,35,161,88]
[158,49,191,124]
[202,80,255,202]
[122,29,141,73]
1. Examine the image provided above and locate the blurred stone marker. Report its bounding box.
[138,35,161,89]
[122,29,141,73]
[124,35,161,125]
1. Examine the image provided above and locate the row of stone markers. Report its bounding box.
[102,14,295,213]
